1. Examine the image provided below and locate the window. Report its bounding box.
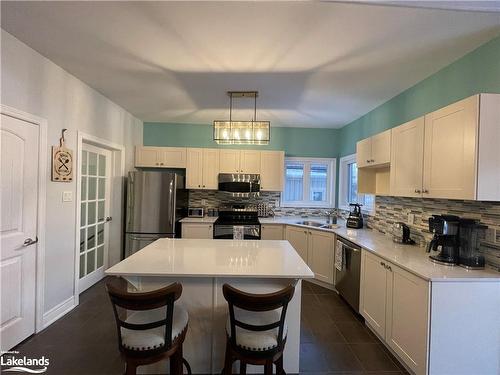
[338,154,374,212]
[282,157,336,207]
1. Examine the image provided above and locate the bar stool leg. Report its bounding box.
[170,346,183,375]
[239,361,247,375]
[223,341,233,375]
[264,361,273,375]
[125,361,137,375]
[276,355,285,375]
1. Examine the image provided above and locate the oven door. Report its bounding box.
[213,225,261,240]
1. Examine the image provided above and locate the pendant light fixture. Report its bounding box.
[213,91,270,145]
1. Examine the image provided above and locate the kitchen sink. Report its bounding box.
[320,224,340,229]
[295,220,324,227]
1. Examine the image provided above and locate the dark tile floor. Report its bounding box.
[12,279,408,375]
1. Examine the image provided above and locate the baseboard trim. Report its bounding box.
[42,296,75,329]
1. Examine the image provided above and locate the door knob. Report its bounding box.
[23,237,38,247]
[105,216,112,222]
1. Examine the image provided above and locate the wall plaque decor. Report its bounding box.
[52,128,73,182]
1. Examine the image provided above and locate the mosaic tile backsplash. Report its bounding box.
[188,190,333,217]
[188,190,500,271]
[364,196,500,271]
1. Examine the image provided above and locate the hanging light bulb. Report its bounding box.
[245,130,251,139]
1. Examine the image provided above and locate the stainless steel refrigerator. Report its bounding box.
[124,171,188,258]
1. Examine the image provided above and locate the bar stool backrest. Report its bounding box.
[222,283,295,351]
[106,277,182,352]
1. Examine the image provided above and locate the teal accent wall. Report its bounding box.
[143,123,340,158]
[338,35,500,157]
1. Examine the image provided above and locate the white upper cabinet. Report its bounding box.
[201,149,220,189]
[186,148,203,189]
[260,151,285,191]
[423,95,478,200]
[371,129,391,165]
[135,146,160,167]
[356,138,372,168]
[219,149,242,173]
[357,129,391,168]
[240,150,261,174]
[135,146,186,168]
[186,148,220,189]
[219,149,261,174]
[390,117,425,197]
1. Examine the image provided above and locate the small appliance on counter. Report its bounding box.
[393,222,415,244]
[187,207,204,218]
[346,203,363,229]
[426,215,460,265]
[458,218,487,269]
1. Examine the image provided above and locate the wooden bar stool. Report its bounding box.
[106,277,192,375]
[221,283,295,375]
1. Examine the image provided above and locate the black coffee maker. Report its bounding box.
[426,215,460,265]
[346,203,363,229]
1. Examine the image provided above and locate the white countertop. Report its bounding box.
[263,216,500,282]
[106,239,314,279]
[180,216,218,223]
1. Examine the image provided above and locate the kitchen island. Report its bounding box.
[106,239,314,374]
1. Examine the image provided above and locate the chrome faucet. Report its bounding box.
[325,209,337,224]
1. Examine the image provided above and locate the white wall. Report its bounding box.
[1,30,143,316]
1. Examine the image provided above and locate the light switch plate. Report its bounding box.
[62,191,73,202]
[275,199,280,208]
[407,213,415,225]
[201,199,207,206]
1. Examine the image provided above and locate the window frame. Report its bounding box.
[281,157,336,208]
[338,153,375,213]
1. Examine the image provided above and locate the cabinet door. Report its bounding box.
[219,149,241,173]
[356,138,372,168]
[135,146,160,167]
[159,147,187,168]
[261,225,284,240]
[260,151,284,191]
[386,264,429,375]
[308,230,334,284]
[360,251,387,339]
[285,226,308,262]
[390,117,425,197]
[202,149,220,189]
[423,95,478,200]
[371,129,391,165]
[240,150,261,174]
[186,148,203,189]
[182,223,213,239]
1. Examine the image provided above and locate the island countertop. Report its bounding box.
[106,239,314,278]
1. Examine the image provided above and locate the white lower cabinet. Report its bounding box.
[360,250,429,375]
[360,251,388,338]
[181,223,213,239]
[285,226,309,262]
[285,226,334,284]
[261,224,284,240]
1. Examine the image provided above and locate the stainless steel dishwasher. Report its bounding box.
[334,237,362,312]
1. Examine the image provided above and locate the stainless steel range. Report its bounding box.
[213,205,261,240]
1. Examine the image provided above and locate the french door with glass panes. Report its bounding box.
[79,143,112,293]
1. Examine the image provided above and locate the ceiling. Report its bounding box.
[1,1,499,128]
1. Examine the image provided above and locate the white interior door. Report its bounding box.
[1,113,39,351]
[79,143,112,293]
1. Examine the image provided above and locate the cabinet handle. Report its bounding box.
[366,159,371,163]
[203,185,205,188]
[414,189,421,194]
[160,162,164,165]
[380,261,385,267]
[156,162,159,166]
[303,230,307,234]
[422,189,429,194]
[370,159,375,162]
[198,185,201,188]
